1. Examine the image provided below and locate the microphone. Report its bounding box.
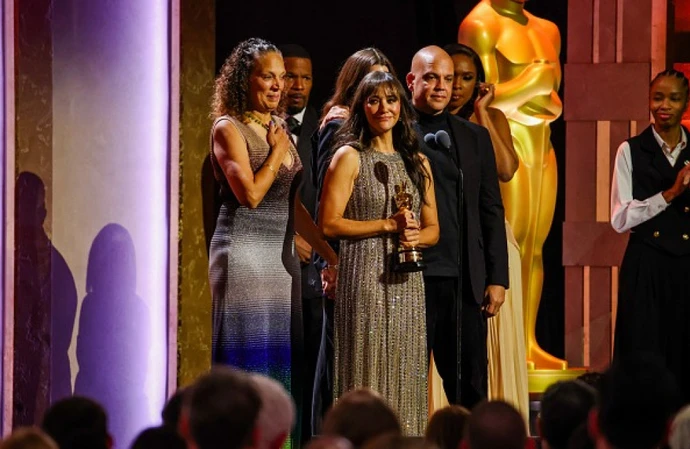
[373,161,389,185]
[374,161,391,218]
[424,130,451,150]
[424,132,436,147]
[436,130,451,150]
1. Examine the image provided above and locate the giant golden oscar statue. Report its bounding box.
[459,0,582,389]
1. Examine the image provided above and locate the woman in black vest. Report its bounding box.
[611,69,690,403]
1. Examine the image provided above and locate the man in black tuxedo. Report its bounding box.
[406,45,508,408]
[280,43,322,439]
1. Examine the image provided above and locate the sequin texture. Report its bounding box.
[333,148,428,436]
[208,116,303,449]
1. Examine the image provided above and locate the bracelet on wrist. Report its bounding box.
[265,163,277,175]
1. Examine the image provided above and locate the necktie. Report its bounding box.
[286,116,301,136]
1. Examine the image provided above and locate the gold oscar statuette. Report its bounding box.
[393,182,425,273]
[459,0,585,392]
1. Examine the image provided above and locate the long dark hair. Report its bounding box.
[211,38,281,119]
[321,48,396,122]
[444,43,486,120]
[335,71,429,203]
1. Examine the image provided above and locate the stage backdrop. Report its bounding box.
[562,0,667,371]
[0,0,11,433]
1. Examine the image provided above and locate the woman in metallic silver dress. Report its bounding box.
[208,39,337,448]
[319,71,439,435]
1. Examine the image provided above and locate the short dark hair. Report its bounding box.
[41,396,109,449]
[598,354,681,449]
[278,44,311,60]
[162,387,188,431]
[131,426,186,449]
[566,423,594,449]
[187,367,262,449]
[576,371,604,391]
[540,380,596,449]
[424,405,470,449]
[651,68,689,96]
[467,401,526,449]
[322,389,401,449]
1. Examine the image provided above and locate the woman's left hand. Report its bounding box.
[474,82,495,113]
[295,235,312,263]
[320,105,350,130]
[321,265,338,300]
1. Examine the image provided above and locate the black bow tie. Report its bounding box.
[286,116,301,135]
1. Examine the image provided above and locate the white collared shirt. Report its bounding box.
[610,126,688,233]
[289,108,306,145]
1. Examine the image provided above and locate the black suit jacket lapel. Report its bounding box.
[640,125,677,180]
[297,106,318,166]
[448,116,479,172]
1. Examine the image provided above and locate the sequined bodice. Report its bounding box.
[344,149,421,225]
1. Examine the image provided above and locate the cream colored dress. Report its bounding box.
[487,221,529,424]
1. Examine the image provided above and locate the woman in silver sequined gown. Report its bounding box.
[319,71,439,435]
[208,39,338,448]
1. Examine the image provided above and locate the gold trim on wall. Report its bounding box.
[177,0,215,387]
[3,0,16,433]
[651,0,667,77]
[168,0,181,396]
[593,0,601,63]
[616,0,624,63]
[583,266,591,367]
[596,121,611,223]
[610,266,618,349]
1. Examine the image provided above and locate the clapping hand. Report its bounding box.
[664,161,690,202]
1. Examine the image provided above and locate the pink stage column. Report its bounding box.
[1,0,15,434]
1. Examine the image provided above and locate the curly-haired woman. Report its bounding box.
[208,38,337,440]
